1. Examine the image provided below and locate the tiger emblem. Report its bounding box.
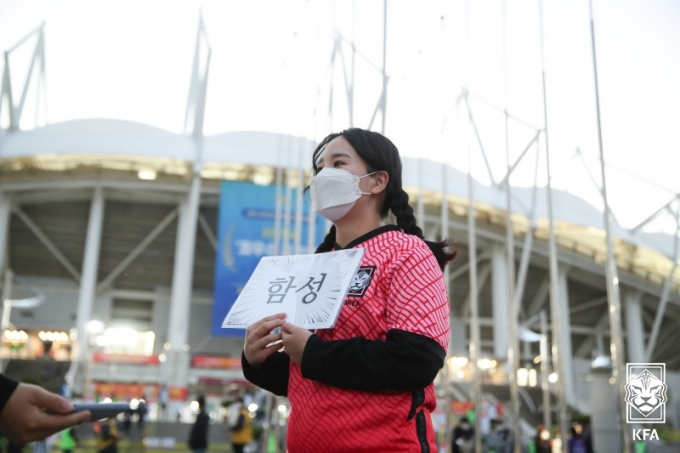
[347,266,375,297]
[350,270,372,293]
[624,369,668,417]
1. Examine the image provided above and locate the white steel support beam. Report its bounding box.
[198,212,217,251]
[557,267,576,407]
[496,131,539,190]
[465,90,541,130]
[161,12,212,387]
[105,288,212,306]
[630,196,675,234]
[539,311,551,430]
[13,207,81,282]
[652,329,678,362]
[595,331,605,356]
[589,1,632,449]
[465,95,496,186]
[274,163,284,255]
[96,208,179,293]
[492,243,510,359]
[449,316,468,356]
[623,290,645,363]
[423,211,680,307]
[67,187,105,390]
[441,163,450,299]
[184,14,211,138]
[527,277,550,318]
[380,0,387,134]
[576,311,609,358]
[166,174,201,387]
[449,252,491,285]
[2,179,220,196]
[417,161,425,238]
[569,295,607,314]
[514,138,542,311]
[424,219,440,241]
[0,192,10,276]
[439,156,453,453]
[645,202,679,359]
[513,228,535,320]
[462,262,491,318]
[282,167,293,256]
[12,189,94,205]
[334,39,353,127]
[466,83,483,450]
[539,18,569,438]
[1,24,46,131]
[294,152,304,255]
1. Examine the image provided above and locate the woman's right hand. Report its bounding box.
[244,313,287,369]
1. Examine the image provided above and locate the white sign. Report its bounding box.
[625,362,667,424]
[221,248,365,329]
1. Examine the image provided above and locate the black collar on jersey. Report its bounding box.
[335,224,401,250]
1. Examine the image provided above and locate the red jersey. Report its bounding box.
[286,226,450,452]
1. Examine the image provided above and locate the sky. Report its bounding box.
[1,0,679,233]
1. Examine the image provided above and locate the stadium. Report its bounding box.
[1,2,679,452]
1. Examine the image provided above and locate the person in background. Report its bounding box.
[158,386,169,421]
[121,409,132,437]
[229,398,253,453]
[188,396,209,453]
[452,417,474,453]
[57,427,78,453]
[551,428,562,453]
[96,418,119,453]
[568,425,588,453]
[243,128,456,452]
[0,374,90,445]
[532,424,551,453]
[135,397,147,432]
[486,419,513,453]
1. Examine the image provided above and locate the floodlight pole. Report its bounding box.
[502,1,522,449]
[538,1,569,449]
[466,111,483,453]
[380,0,387,134]
[588,0,632,450]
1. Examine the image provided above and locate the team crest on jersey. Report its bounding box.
[347,266,376,297]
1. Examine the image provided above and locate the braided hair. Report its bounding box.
[313,128,456,270]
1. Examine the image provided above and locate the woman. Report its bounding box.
[96,418,119,453]
[228,398,253,453]
[188,396,209,453]
[243,128,456,452]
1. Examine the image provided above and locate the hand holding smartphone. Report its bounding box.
[70,403,130,421]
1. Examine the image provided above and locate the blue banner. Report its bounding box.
[211,181,326,336]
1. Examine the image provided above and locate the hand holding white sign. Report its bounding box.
[281,322,313,365]
[243,313,287,369]
[222,248,365,329]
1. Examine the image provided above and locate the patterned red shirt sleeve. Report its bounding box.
[386,243,451,350]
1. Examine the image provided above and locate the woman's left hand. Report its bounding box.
[281,322,313,366]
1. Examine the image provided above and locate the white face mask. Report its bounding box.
[310,167,376,222]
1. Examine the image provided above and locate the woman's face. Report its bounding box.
[316,136,370,177]
[314,135,388,217]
